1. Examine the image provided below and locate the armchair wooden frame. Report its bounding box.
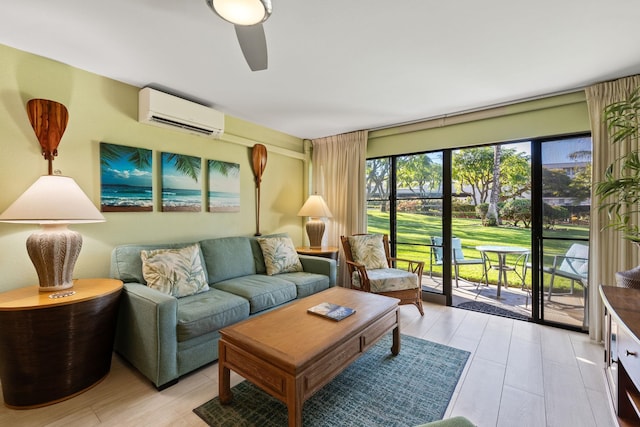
[341,234,424,315]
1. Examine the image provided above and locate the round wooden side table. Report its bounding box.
[296,246,339,260]
[0,278,123,408]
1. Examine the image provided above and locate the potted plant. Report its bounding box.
[595,85,640,286]
[595,86,640,241]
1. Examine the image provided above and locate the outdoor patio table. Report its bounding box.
[476,245,529,298]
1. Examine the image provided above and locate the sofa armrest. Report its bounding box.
[114,282,179,389]
[299,255,337,286]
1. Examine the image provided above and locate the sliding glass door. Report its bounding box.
[537,136,591,330]
[450,142,532,317]
[366,133,591,331]
[366,152,446,298]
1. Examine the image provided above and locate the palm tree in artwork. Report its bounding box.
[165,153,201,182]
[208,159,239,178]
[100,143,151,169]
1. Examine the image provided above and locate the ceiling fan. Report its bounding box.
[206,0,272,71]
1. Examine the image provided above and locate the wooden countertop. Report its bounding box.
[600,284,640,342]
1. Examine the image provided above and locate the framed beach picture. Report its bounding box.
[208,159,240,212]
[100,142,153,212]
[161,152,202,212]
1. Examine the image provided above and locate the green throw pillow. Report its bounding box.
[257,236,303,275]
[141,244,209,297]
[348,234,388,269]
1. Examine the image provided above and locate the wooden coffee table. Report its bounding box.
[218,287,401,427]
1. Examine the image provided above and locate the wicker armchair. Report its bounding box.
[340,234,424,315]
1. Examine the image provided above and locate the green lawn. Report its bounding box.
[366,210,589,291]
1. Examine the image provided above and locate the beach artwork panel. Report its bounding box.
[100,142,153,212]
[208,159,240,212]
[161,152,202,212]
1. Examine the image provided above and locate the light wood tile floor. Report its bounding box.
[0,301,616,427]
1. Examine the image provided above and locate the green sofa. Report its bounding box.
[110,235,337,389]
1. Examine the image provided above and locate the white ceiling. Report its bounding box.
[1,0,640,140]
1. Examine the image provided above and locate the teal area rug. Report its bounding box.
[193,334,470,427]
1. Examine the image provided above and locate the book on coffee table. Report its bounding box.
[307,302,356,321]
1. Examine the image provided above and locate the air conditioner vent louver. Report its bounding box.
[149,115,216,136]
[138,87,224,138]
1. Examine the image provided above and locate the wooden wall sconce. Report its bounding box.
[26,99,69,175]
[252,144,267,236]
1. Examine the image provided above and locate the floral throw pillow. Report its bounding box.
[348,234,388,270]
[257,236,303,276]
[141,244,209,297]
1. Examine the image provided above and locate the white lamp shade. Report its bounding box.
[211,0,272,25]
[0,175,105,224]
[297,195,333,218]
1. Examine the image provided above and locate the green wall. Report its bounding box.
[0,44,306,290]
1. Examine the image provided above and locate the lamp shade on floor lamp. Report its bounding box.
[0,175,105,291]
[297,195,332,249]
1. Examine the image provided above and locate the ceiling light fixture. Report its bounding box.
[210,0,272,26]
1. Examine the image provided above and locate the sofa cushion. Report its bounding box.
[277,272,331,298]
[212,275,297,313]
[352,268,418,292]
[111,242,206,284]
[141,244,209,297]
[348,234,388,269]
[176,289,250,342]
[249,233,288,274]
[199,237,256,283]
[257,236,303,275]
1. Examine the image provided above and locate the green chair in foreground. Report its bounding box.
[415,416,476,427]
[430,237,487,287]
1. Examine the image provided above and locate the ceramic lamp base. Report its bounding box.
[26,224,82,291]
[305,218,325,249]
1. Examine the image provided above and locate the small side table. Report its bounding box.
[0,278,123,408]
[296,246,339,260]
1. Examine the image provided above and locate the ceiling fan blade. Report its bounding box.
[234,24,268,71]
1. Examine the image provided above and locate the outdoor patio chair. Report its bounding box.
[430,237,487,287]
[341,234,424,315]
[546,243,588,300]
[536,243,589,328]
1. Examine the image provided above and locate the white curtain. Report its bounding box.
[311,130,368,287]
[585,74,640,342]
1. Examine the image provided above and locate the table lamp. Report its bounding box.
[297,194,332,249]
[0,175,105,292]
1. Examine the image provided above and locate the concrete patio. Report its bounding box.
[422,276,587,329]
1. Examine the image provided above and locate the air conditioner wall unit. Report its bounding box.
[138,87,224,138]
